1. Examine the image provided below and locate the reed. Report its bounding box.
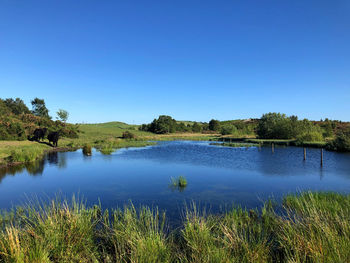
[0,192,349,262]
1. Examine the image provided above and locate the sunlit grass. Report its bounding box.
[0,192,349,262]
[170,176,188,188]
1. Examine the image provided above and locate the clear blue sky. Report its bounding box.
[1,0,349,124]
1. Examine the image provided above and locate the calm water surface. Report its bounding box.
[1,141,350,222]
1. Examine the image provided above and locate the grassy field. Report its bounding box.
[0,191,348,262]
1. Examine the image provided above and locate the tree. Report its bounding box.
[257,113,294,139]
[209,119,220,131]
[220,124,237,135]
[56,109,69,123]
[31,98,50,118]
[149,115,177,134]
[192,122,202,133]
[326,130,350,152]
[4,98,30,115]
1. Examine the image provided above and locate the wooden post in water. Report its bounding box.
[272,143,274,154]
[303,147,306,161]
[320,148,323,167]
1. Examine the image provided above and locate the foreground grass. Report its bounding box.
[0,192,349,262]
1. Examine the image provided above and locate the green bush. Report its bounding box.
[192,122,203,133]
[122,131,136,139]
[209,119,220,131]
[295,127,324,143]
[326,132,350,152]
[220,124,238,135]
[82,144,92,155]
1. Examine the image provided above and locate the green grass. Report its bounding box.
[0,192,349,262]
[170,175,188,188]
[0,141,51,166]
[217,137,327,148]
[210,142,259,148]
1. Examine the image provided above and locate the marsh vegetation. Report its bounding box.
[0,192,349,262]
[170,176,188,191]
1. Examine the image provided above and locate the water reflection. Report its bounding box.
[0,151,67,183]
[47,152,67,168]
[0,160,44,183]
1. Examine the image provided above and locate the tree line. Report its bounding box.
[139,113,350,151]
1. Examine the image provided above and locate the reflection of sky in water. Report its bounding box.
[0,141,350,224]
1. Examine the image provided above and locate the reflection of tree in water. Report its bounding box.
[25,159,45,176]
[0,160,44,183]
[0,151,67,184]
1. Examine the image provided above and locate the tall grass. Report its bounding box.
[6,146,47,163]
[279,192,350,262]
[99,205,171,262]
[0,192,349,262]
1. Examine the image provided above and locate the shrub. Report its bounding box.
[82,144,92,156]
[220,124,238,135]
[192,122,202,133]
[122,131,136,139]
[209,119,220,131]
[326,132,350,152]
[295,127,324,143]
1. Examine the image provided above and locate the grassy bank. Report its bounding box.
[217,137,327,148]
[210,142,260,148]
[0,192,349,262]
[0,141,52,167]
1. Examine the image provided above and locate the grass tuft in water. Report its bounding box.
[82,144,92,156]
[170,176,188,188]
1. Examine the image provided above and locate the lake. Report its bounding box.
[1,141,350,223]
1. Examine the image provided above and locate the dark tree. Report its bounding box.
[31,98,50,118]
[327,130,350,152]
[209,119,220,131]
[149,115,177,134]
[4,98,31,115]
